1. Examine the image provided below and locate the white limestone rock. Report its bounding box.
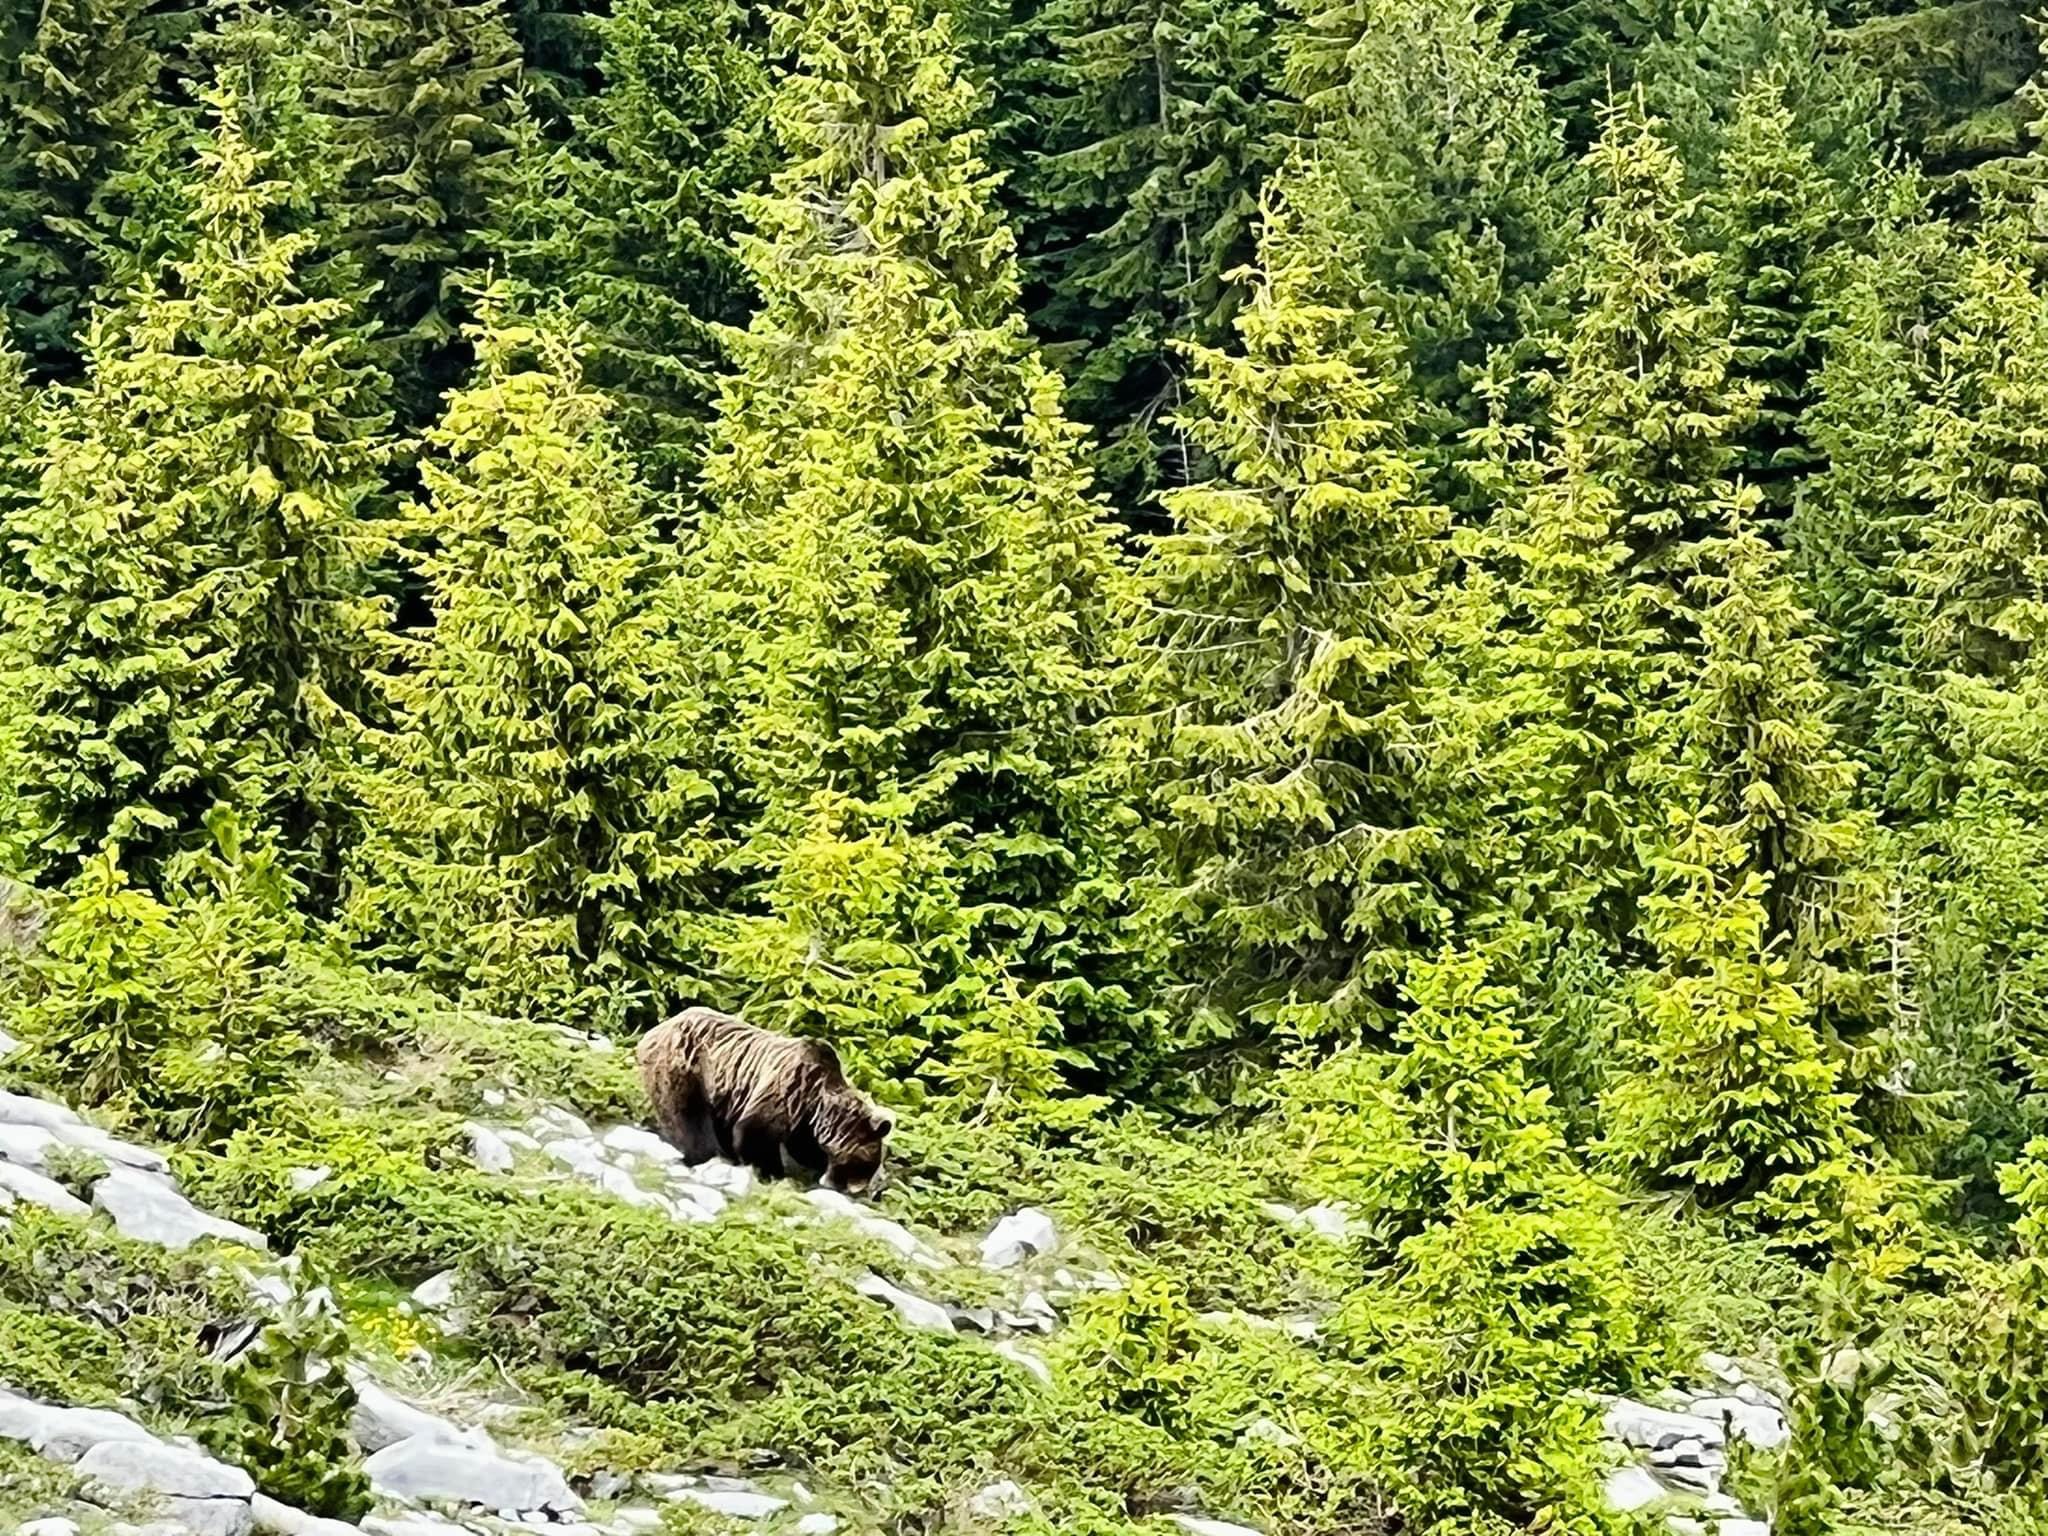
[600,1127,681,1165]
[287,1167,332,1193]
[793,1517,840,1536]
[346,1373,475,1454]
[1685,1395,1790,1451]
[1603,1465,1669,1513]
[1171,1518,1265,1536]
[410,1270,460,1310]
[93,1167,267,1252]
[805,1189,944,1266]
[1604,1399,1726,1453]
[995,1340,1052,1386]
[0,1090,81,1128]
[0,1122,61,1165]
[978,1209,1057,1269]
[76,1439,255,1536]
[966,1480,1035,1520]
[249,1492,366,1535]
[19,1520,83,1536]
[0,1159,88,1218]
[666,1487,788,1520]
[854,1272,955,1334]
[363,1437,579,1516]
[465,1124,516,1174]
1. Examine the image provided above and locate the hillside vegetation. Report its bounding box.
[1,0,2047,1531]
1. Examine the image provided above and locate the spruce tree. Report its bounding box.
[1552,99,1751,584]
[350,304,714,1028]
[1791,166,1959,756]
[1288,950,1642,1528]
[318,0,526,412]
[0,0,160,373]
[1708,73,1838,520]
[695,0,1144,1104]
[1008,0,1287,507]
[1136,175,1461,1049]
[0,71,392,890]
[1478,100,1750,949]
[496,0,772,494]
[1281,0,1575,461]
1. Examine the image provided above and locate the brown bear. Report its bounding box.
[636,1006,894,1195]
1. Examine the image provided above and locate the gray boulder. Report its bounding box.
[978,1209,1057,1269]
[0,1090,81,1129]
[75,1439,255,1536]
[0,1159,90,1217]
[363,1436,580,1516]
[93,1167,268,1252]
[250,1492,366,1535]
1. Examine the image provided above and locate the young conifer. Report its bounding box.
[1708,73,1837,519]
[695,0,1142,1104]
[351,302,715,1030]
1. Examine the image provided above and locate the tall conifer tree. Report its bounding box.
[319,0,527,412]
[1708,73,1838,520]
[1282,0,1575,461]
[0,0,159,373]
[695,0,1145,1103]
[1,68,392,889]
[1136,174,1462,1051]
[1008,0,1286,507]
[496,0,772,493]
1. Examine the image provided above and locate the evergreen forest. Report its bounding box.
[2,0,2048,1531]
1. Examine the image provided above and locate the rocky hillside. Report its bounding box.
[1,1013,1802,1536]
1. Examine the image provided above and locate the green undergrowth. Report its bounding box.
[0,1207,371,1517]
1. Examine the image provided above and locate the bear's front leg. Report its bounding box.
[733,1117,788,1181]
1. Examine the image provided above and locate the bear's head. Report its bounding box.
[820,1097,895,1196]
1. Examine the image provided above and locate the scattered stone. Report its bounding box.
[14,1401,161,1463]
[0,1158,90,1217]
[667,1487,788,1520]
[0,1025,19,1056]
[979,1208,1057,1269]
[1257,1201,1298,1227]
[362,1519,476,1536]
[948,1304,997,1333]
[19,1518,82,1536]
[347,1374,475,1453]
[0,1121,61,1165]
[0,1090,81,1128]
[462,1122,516,1171]
[543,1139,607,1177]
[1698,1352,1745,1385]
[601,1127,681,1164]
[1603,1465,1669,1513]
[93,1167,267,1252]
[1686,1395,1789,1451]
[688,1160,754,1198]
[1603,1399,1726,1454]
[1668,1521,1769,1536]
[249,1492,366,1535]
[1170,1518,1263,1536]
[595,1165,666,1210]
[794,1517,840,1536]
[966,1480,1035,1520]
[364,1437,580,1516]
[411,1270,460,1309]
[48,1122,171,1179]
[854,1271,956,1334]
[287,1166,333,1193]
[533,1107,593,1140]
[1297,1202,1352,1241]
[805,1189,944,1266]
[76,1439,255,1536]
[994,1341,1052,1386]
[1238,1416,1300,1449]
[608,1507,663,1532]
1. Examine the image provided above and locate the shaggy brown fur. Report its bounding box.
[636,1007,894,1194]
